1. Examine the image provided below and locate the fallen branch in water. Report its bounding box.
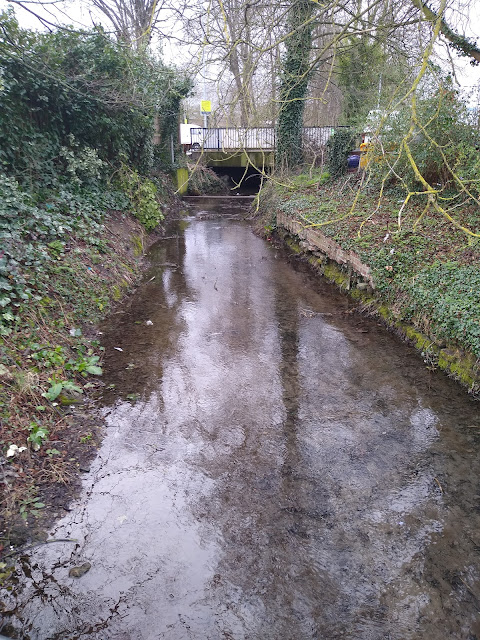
[2,538,78,559]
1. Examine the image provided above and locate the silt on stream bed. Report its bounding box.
[1,200,480,639]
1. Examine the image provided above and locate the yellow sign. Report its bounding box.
[200,100,211,114]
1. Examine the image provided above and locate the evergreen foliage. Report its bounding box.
[0,9,191,183]
[369,76,480,193]
[336,36,412,126]
[0,173,128,334]
[276,0,315,169]
[337,37,385,124]
[262,178,480,363]
[0,9,191,334]
[327,129,357,177]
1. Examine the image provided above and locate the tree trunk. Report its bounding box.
[276,0,315,169]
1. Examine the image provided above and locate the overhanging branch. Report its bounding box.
[410,0,480,64]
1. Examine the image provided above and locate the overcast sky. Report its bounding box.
[1,0,479,97]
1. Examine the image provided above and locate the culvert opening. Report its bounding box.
[211,166,265,195]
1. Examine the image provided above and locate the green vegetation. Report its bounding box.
[258,174,480,390]
[327,129,358,177]
[0,9,190,332]
[260,66,480,388]
[336,36,412,126]
[0,10,190,179]
[0,205,147,530]
[367,76,480,197]
[337,37,385,124]
[0,9,189,535]
[0,174,127,333]
[118,166,165,231]
[400,264,480,358]
[276,0,315,169]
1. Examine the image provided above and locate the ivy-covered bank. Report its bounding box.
[0,175,181,556]
[0,10,190,558]
[257,173,480,395]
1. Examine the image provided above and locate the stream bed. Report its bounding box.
[2,200,480,639]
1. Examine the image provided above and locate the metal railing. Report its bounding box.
[190,126,339,151]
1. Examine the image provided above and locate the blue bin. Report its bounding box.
[347,154,360,169]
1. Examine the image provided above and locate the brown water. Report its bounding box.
[2,201,480,640]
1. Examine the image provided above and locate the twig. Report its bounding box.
[2,538,78,559]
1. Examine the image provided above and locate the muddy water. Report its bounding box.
[3,201,480,640]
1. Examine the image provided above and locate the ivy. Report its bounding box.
[0,9,191,181]
[0,11,193,334]
[0,174,129,333]
[400,262,480,357]
[265,178,480,359]
[118,166,164,231]
[276,0,315,169]
[327,129,357,177]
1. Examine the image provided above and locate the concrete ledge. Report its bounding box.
[276,213,479,395]
[190,150,275,168]
[277,212,373,287]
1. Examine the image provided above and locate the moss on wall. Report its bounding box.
[277,229,479,395]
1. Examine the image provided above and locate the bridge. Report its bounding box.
[188,126,337,168]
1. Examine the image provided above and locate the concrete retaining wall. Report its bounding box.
[275,212,479,394]
[176,167,189,195]
[277,212,373,287]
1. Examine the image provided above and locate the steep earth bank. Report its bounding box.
[0,203,176,566]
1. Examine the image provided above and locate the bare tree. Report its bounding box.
[87,0,168,49]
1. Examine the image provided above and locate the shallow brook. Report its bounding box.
[2,200,480,639]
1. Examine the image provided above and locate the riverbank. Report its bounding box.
[256,172,480,395]
[3,207,480,639]
[0,185,177,562]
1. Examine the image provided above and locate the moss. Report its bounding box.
[112,285,122,301]
[132,234,144,257]
[438,350,476,387]
[403,325,431,351]
[176,167,189,195]
[307,256,322,271]
[350,289,361,300]
[378,305,391,320]
[121,262,135,274]
[285,236,302,254]
[278,226,480,394]
[323,262,349,288]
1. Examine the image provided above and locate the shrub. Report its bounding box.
[327,129,358,177]
[0,10,191,183]
[118,166,164,231]
[368,77,480,195]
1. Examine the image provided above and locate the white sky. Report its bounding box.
[1,0,479,100]
[0,0,179,61]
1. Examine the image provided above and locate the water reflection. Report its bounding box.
[2,214,480,640]
[99,227,192,404]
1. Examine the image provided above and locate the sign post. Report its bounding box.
[200,100,211,129]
